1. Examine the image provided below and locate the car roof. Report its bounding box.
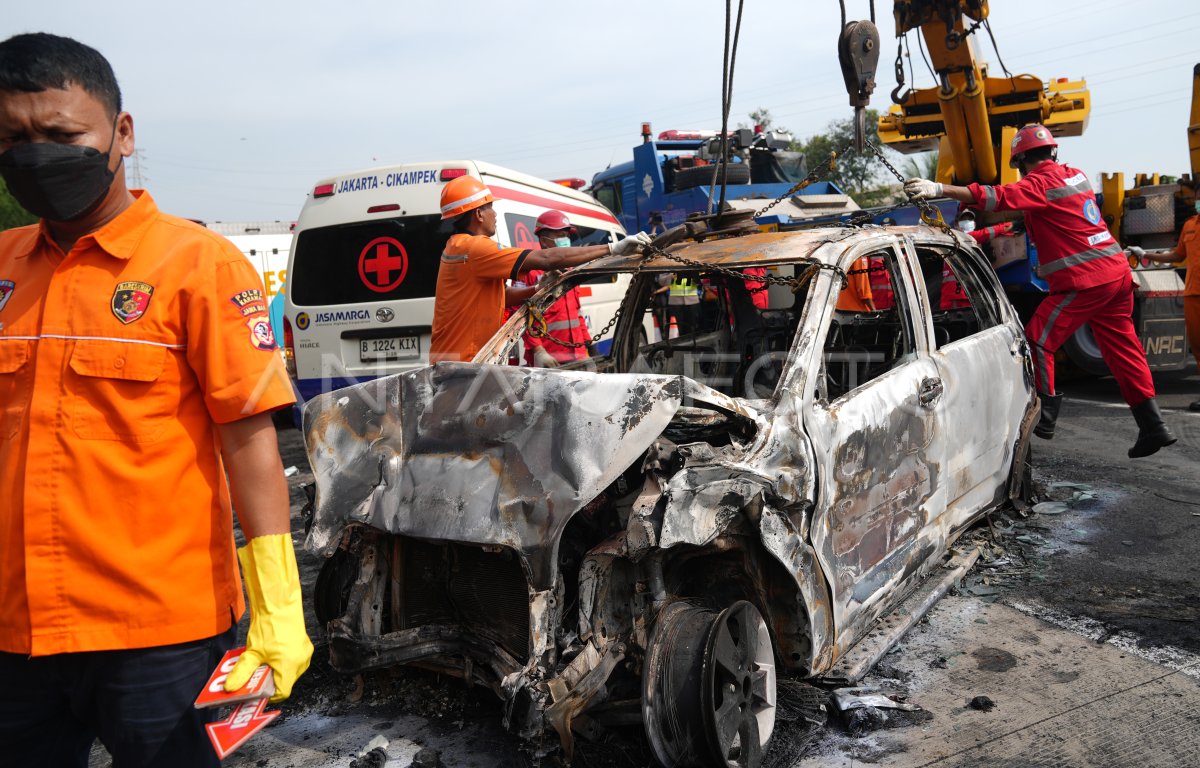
[574,225,959,273]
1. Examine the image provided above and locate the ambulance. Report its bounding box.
[283,160,630,404]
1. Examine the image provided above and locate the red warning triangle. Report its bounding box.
[205,698,280,759]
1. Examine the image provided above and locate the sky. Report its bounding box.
[5,0,1197,222]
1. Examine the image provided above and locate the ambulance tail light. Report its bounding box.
[552,178,586,190]
[282,315,296,378]
[367,203,401,214]
[440,168,468,181]
[313,183,335,198]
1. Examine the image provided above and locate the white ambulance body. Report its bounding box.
[283,160,630,404]
[203,221,292,298]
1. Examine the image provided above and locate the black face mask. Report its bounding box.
[0,121,120,222]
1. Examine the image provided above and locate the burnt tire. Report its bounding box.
[643,600,777,767]
[313,548,358,629]
[674,163,751,190]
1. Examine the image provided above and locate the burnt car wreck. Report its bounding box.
[304,225,1038,766]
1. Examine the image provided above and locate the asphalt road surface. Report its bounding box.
[87,371,1200,768]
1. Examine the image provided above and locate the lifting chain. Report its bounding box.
[527,140,950,352]
[862,140,954,234]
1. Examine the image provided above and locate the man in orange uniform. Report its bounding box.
[1134,198,1200,411]
[836,257,876,312]
[0,33,311,766]
[430,175,649,362]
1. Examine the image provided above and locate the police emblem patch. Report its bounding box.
[0,280,14,313]
[111,281,154,324]
[247,316,277,351]
[229,288,267,316]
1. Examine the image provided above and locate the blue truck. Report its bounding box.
[589,124,861,234]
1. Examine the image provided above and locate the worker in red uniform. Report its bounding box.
[906,124,1176,458]
[430,176,648,363]
[511,210,594,367]
[0,33,310,766]
[1131,198,1200,411]
[956,208,1022,246]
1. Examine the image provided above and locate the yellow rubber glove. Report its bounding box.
[224,533,314,702]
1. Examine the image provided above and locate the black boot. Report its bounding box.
[1033,393,1063,440]
[1128,398,1177,458]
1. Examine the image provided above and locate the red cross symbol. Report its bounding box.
[357,237,408,293]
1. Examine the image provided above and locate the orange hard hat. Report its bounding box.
[439,175,494,220]
[1009,124,1058,167]
[534,209,577,234]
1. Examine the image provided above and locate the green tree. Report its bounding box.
[901,151,939,181]
[794,109,905,206]
[0,177,37,231]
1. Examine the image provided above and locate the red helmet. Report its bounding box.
[534,209,577,235]
[1009,124,1058,167]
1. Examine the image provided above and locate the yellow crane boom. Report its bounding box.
[876,0,1089,186]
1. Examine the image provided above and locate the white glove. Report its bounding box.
[532,345,559,368]
[904,178,943,200]
[609,231,653,257]
[1126,246,1145,260]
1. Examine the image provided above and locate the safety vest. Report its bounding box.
[669,277,700,299]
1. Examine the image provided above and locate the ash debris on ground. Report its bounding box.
[762,678,828,768]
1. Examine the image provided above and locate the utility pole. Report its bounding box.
[129,149,147,188]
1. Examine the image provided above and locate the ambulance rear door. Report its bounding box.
[286,163,464,401]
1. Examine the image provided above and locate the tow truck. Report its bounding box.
[874,0,1196,375]
[588,122,861,234]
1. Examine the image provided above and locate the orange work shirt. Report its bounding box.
[0,191,295,656]
[1176,215,1200,296]
[429,233,529,362]
[836,257,875,312]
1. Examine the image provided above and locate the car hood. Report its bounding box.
[302,363,755,589]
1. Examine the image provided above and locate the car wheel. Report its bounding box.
[1061,323,1110,377]
[643,600,777,767]
[313,548,357,629]
[674,163,752,190]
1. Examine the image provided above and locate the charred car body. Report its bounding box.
[304,225,1037,766]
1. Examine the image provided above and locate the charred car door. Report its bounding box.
[905,236,1032,519]
[800,238,949,659]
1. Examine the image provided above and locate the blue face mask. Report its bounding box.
[553,237,571,248]
[1194,200,1200,215]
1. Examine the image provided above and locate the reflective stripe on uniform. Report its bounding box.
[440,188,490,215]
[441,252,469,264]
[547,318,581,331]
[2,333,187,349]
[982,186,997,212]
[1033,291,1078,396]
[1045,173,1091,201]
[1038,242,1122,276]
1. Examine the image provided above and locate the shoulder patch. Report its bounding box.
[246,316,277,351]
[230,288,267,316]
